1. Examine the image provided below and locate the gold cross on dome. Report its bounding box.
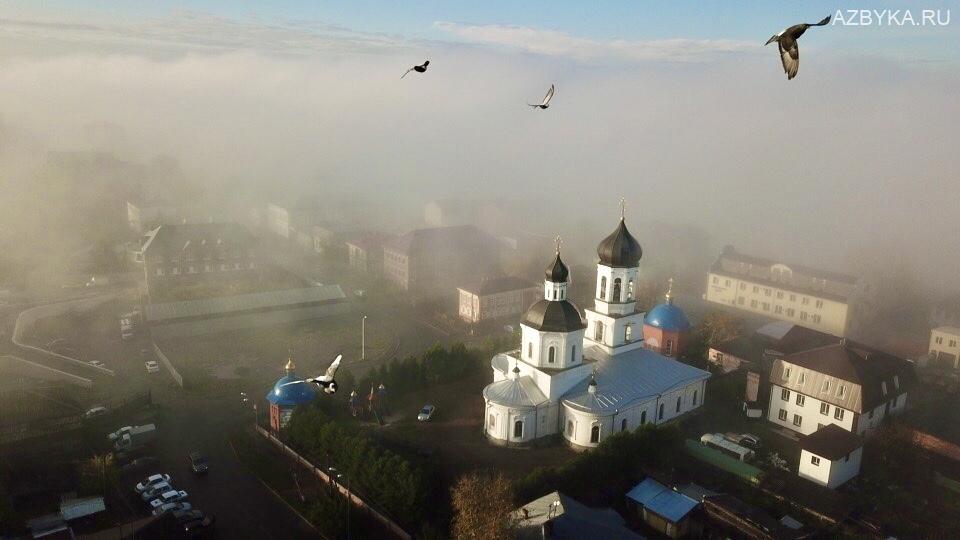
[619,197,626,220]
[554,235,562,253]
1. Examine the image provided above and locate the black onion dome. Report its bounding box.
[522,300,586,332]
[597,219,642,267]
[545,252,570,283]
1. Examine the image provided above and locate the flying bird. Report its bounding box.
[765,15,831,80]
[401,60,430,79]
[280,354,343,395]
[528,84,555,109]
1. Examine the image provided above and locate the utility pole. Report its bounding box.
[361,315,367,360]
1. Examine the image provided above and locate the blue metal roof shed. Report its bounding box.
[626,478,699,523]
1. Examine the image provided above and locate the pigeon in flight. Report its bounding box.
[280,354,343,395]
[401,60,430,79]
[765,15,831,80]
[528,84,555,109]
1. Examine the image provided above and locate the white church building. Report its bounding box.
[482,214,710,449]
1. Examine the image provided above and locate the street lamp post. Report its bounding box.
[361,315,367,361]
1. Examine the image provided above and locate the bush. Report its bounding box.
[350,343,483,398]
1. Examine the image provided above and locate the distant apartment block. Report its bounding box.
[140,223,259,296]
[382,225,503,299]
[457,276,538,323]
[767,339,915,437]
[704,246,874,337]
[929,326,960,369]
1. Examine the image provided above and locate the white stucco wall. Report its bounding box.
[798,447,862,489]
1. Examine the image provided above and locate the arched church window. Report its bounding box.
[658,403,665,420]
[621,419,628,432]
[693,390,698,406]
[528,342,533,359]
[595,321,604,341]
[514,420,524,439]
[676,396,682,413]
[665,339,673,357]
[590,425,600,443]
[625,325,633,342]
[627,279,635,300]
[489,414,496,428]
[613,278,622,302]
[599,276,607,300]
[548,346,556,363]
[641,410,647,424]
[566,419,574,437]
[571,345,577,363]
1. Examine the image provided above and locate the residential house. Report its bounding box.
[929,326,960,369]
[345,233,393,276]
[767,339,915,436]
[709,321,839,374]
[457,276,538,323]
[797,424,863,489]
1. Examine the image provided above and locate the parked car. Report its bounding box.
[136,474,172,493]
[417,405,436,421]
[149,490,188,509]
[83,406,108,419]
[145,360,160,373]
[183,514,216,534]
[152,501,192,516]
[108,426,133,441]
[723,432,762,450]
[189,452,208,475]
[141,483,174,502]
[121,456,159,473]
[172,509,206,525]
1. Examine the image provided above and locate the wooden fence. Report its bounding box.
[255,425,412,540]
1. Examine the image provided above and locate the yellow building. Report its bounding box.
[704,247,873,337]
[929,326,960,369]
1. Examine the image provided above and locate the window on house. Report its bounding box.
[821,380,830,393]
[835,408,845,420]
[787,308,795,317]
[659,403,665,420]
[627,280,634,300]
[783,367,792,381]
[816,300,824,308]
[951,340,958,348]
[800,312,808,321]
[812,314,821,323]
[528,342,532,358]
[762,302,770,311]
[750,300,758,308]
[514,420,524,439]
[799,372,806,384]
[613,278,622,302]
[599,276,607,300]
[548,346,556,364]
[621,419,628,432]
[781,387,791,401]
[571,345,577,363]
[764,288,771,296]
[777,291,784,299]
[712,276,718,284]
[811,456,821,466]
[778,409,788,421]
[790,294,797,302]
[775,305,783,314]
[837,385,846,398]
[725,280,731,286]
[796,394,805,406]
[802,297,809,305]
[676,396,682,413]
[590,425,600,443]
[820,403,830,415]
[936,336,943,344]
[793,414,802,427]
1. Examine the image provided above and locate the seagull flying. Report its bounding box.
[280,354,343,395]
[765,15,831,80]
[528,84,555,109]
[401,60,430,79]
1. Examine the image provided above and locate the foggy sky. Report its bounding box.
[1,11,958,291]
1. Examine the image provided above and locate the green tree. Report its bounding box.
[451,471,518,540]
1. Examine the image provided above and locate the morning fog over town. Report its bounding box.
[0,1,958,539]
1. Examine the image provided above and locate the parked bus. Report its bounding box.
[700,433,755,462]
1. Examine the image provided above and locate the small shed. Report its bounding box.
[626,478,699,538]
[798,424,863,489]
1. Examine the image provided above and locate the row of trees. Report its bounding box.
[341,342,488,399]
[285,407,436,532]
